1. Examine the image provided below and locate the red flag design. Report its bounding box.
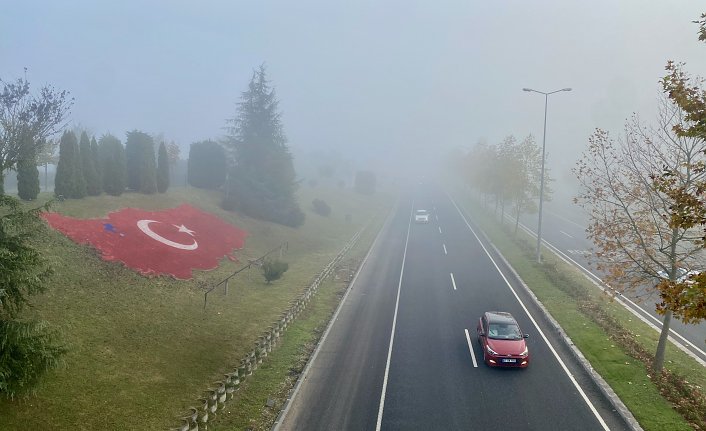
[43,204,248,279]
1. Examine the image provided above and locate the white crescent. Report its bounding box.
[136,220,198,250]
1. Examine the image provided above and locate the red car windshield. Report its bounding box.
[487,323,523,340]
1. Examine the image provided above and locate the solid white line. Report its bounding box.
[375,206,413,431]
[450,273,457,290]
[510,214,706,365]
[443,244,448,255]
[450,197,610,430]
[560,230,574,238]
[438,226,443,234]
[274,207,395,430]
[464,329,479,367]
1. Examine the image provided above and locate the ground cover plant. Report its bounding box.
[456,193,701,431]
[0,184,391,430]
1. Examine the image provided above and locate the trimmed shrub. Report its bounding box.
[262,259,289,284]
[312,198,331,217]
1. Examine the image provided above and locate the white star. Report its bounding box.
[173,224,196,236]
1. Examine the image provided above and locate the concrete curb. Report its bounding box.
[481,232,644,431]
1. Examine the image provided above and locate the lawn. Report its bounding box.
[0,184,392,430]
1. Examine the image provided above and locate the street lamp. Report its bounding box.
[523,87,572,263]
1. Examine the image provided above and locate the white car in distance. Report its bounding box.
[414,209,430,223]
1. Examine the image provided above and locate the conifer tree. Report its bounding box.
[125,130,156,193]
[222,64,304,227]
[98,134,126,196]
[156,141,169,193]
[54,131,78,198]
[90,136,102,194]
[16,137,40,200]
[187,140,226,189]
[80,132,100,196]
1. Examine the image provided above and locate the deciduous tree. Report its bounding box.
[574,98,706,372]
[0,74,72,194]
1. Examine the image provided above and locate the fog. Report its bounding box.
[3,1,706,190]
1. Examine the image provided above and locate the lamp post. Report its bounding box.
[522,87,571,263]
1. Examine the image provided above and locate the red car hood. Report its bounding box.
[487,338,527,355]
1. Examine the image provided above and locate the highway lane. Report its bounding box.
[276,188,631,431]
[517,201,706,364]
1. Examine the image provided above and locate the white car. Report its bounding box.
[414,209,430,223]
[657,268,699,284]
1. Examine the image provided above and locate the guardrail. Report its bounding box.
[170,228,365,431]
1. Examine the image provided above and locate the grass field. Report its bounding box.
[456,194,699,431]
[0,184,392,431]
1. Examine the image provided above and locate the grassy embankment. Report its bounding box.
[0,185,392,431]
[456,194,705,431]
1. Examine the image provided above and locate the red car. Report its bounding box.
[477,311,530,368]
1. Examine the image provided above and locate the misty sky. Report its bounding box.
[2,1,706,180]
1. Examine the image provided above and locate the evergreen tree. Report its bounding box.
[0,195,66,397]
[90,136,102,195]
[187,140,226,189]
[16,137,40,200]
[73,135,86,199]
[125,130,156,194]
[222,64,304,227]
[79,132,100,196]
[54,131,78,198]
[156,141,169,193]
[98,134,126,196]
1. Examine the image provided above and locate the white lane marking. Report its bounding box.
[436,214,439,221]
[560,230,574,238]
[464,329,479,367]
[375,206,413,431]
[450,273,457,290]
[443,244,448,255]
[510,213,706,365]
[438,226,443,234]
[274,204,397,430]
[545,209,587,230]
[450,197,610,431]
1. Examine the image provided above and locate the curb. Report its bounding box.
[482,234,644,431]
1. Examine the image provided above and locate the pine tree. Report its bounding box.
[80,132,100,196]
[90,136,102,195]
[98,134,126,196]
[54,131,77,198]
[16,137,40,200]
[125,130,156,194]
[187,140,226,189]
[222,64,304,227]
[0,195,65,397]
[72,134,86,199]
[156,141,169,193]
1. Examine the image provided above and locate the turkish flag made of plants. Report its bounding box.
[43,204,248,279]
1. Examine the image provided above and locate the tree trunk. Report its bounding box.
[44,163,48,191]
[653,310,672,372]
[514,205,520,236]
[0,169,4,195]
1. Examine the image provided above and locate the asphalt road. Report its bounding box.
[275,187,631,431]
[517,200,706,365]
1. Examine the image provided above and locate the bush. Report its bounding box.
[262,259,289,284]
[312,198,331,217]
